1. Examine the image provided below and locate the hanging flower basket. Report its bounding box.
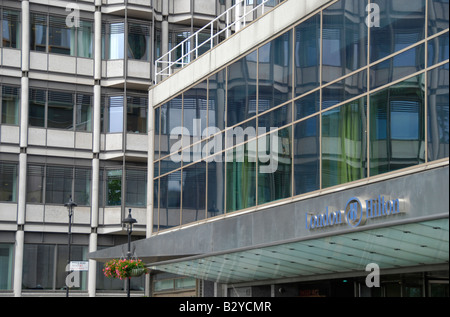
[103,259,149,280]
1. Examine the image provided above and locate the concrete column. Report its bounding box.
[14,0,30,297]
[88,0,103,297]
[147,92,155,239]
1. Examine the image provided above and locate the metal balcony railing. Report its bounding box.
[154,0,273,84]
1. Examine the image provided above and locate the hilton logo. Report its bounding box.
[305,196,405,230]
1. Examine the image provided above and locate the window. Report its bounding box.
[76,94,93,132]
[370,74,425,176]
[181,162,206,225]
[0,163,17,202]
[26,165,44,204]
[45,166,73,204]
[127,95,148,134]
[109,22,125,59]
[128,23,150,61]
[2,9,20,49]
[30,13,47,52]
[47,90,74,130]
[49,15,74,55]
[322,97,367,188]
[77,20,93,58]
[1,85,20,125]
[107,169,122,206]
[74,168,91,206]
[29,89,46,127]
[0,244,13,290]
[108,96,124,133]
[126,169,147,207]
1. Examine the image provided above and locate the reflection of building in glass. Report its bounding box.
[94,0,449,298]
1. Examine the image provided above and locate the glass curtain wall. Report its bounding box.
[152,0,449,232]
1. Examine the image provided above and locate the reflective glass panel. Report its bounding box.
[127,95,148,133]
[74,168,91,206]
[370,0,426,62]
[2,10,21,49]
[258,103,292,130]
[106,169,122,206]
[257,127,292,205]
[370,74,425,176]
[258,30,293,110]
[428,32,449,67]
[322,0,368,83]
[49,16,74,55]
[295,13,320,97]
[227,51,257,127]
[29,89,46,127]
[183,81,208,141]
[322,69,367,110]
[182,162,206,225]
[108,96,123,133]
[370,44,425,90]
[427,64,449,161]
[208,69,226,131]
[159,171,181,229]
[26,165,44,203]
[207,152,225,218]
[226,142,257,212]
[322,97,367,188]
[428,0,449,36]
[75,94,92,132]
[109,23,124,59]
[128,23,150,61]
[295,90,320,120]
[294,115,320,195]
[22,244,55,290]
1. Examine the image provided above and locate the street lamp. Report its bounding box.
[64,196,77,297]
[122,208,136,297]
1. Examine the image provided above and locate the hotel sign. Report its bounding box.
[305,196,405,230]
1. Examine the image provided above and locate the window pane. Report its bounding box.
[1,85,20,125]
[0,163,17,202]
[0,244,13,290]
[77,20,93,58]
[107,169,122,206]
[428,0,449,36]
[183,81,208,140]
[49,16,74,55]
[428,32,449,67]
[109,23,124,59]
[207,153,225,218]
[76,94,92,132]
[322,0,367,83]
[45,166,73,204]
[322,69,367,110]
[126,169,147,207]
[370,44,425,90]
[370,0,426,63]
[295,90,320,120]
[226,142,257,212]
[258,30,292,111]
[108,96,123,133]
[159,172,181,229]
[27,165,44,203]
[294,116,320,196]
[295,13,320,97]
[74,168,91,206]
[181,162,206,225]
[227,51,257,127]
[2,10,21,49]
[427,64,449,162]
[47,90,74,130]
[370,74,425,176]
[127,95,148,133]
[128,23,150,61]
[322,97,367,188]
[30,13,47,52]
[29,89,46,127]
[22,244,55,290]
[208,69,226,131]
[258,127,292,205]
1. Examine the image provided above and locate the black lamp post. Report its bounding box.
[64,196,77,297]
[122,208,137,297]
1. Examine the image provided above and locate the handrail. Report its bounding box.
[154,0,271,84]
